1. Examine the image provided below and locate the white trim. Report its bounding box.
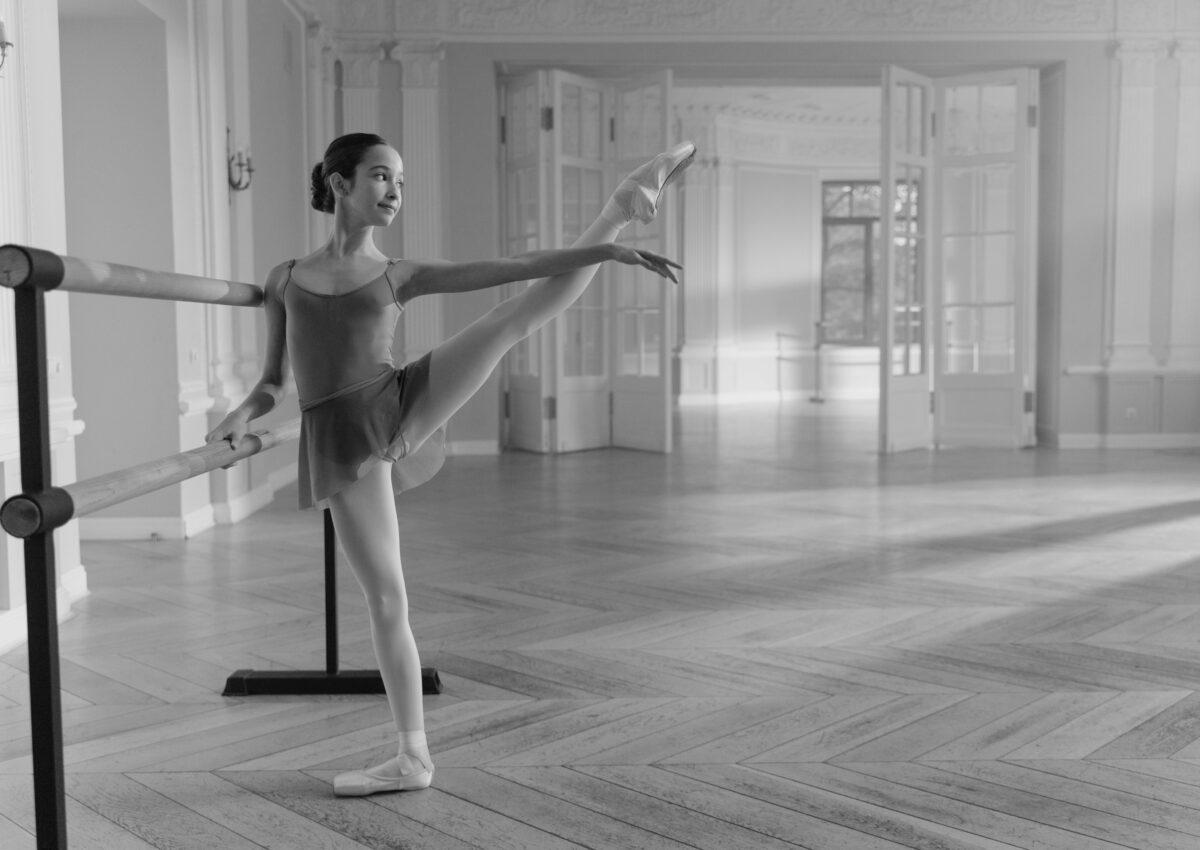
[1065,364,1200,376]
[213,479,276,525]
[1057,433,1200,449]
[178,379,215,416]
[60,564,89,602]
[211,461,298,524]
[0,565,89,656]
[0,418,84,465]
[78,503,215,541]
[445,439,499,456]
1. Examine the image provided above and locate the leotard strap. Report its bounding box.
[381,259,405,312]
[277,259,296,299]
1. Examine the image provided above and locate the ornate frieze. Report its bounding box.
[298,0,1200,38]
[712,114,877,167]
[1116,0,1177,29]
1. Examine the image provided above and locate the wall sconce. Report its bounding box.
[0,20,13,71]
[226,127,254,192]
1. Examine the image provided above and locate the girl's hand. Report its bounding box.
[610,245,682,284]
[205,412,250,468]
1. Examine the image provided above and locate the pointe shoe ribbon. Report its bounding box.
[333,755,433,797]
[610,141,697,224]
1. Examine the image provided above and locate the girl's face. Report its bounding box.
[335,144,404,226]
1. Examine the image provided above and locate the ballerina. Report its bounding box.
[207,132,695,795]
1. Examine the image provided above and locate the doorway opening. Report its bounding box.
[497,66,1044,455]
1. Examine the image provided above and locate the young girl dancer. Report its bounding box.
[206,132,695,796]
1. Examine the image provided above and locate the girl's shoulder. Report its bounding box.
[262,260,296,306]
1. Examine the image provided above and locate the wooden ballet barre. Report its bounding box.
[0,243,263,307]
[0,419,300,539]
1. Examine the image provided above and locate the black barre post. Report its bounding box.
[326,509,338,676]
[9,248,69,849]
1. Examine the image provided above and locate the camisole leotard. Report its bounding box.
[279,259,445,510]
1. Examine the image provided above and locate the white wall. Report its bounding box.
[62,16,182,522]
[732,167,819,398]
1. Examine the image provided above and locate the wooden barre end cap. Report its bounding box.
[0,244,65,291]
[1,488,75,539]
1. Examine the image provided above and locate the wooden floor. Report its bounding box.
[5,400,1200,848]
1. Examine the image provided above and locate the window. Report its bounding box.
[820,182,882,346]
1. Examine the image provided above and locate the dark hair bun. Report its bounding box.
[310,134,390,215]
[310,162,333,213]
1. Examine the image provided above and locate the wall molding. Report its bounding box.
[299,0,1200,41]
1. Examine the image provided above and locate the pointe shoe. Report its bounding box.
[605,141,697,225]
[333,754,434,797]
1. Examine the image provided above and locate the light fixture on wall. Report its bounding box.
[226,127,254,192]
[0,20,13,71]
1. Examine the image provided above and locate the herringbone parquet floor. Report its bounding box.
[5,400,1200,848]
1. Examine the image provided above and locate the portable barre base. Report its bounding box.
[223,666,442,697]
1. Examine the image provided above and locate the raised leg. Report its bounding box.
[400,141,696,450]
[400,216,620,449]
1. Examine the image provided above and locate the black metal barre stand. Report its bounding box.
[222,508,442,697]
[1,244,440,850]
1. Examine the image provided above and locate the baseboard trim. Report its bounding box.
[78,504,214,541]
[1057,433,1200,449]
[214,480,277,525]
[446,439,499,456]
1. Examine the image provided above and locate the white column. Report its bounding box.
[714,117,740,394]
[394,42,445,362]
[339,45,381,134]
[1168,40,1200,366]
[1107,39,1167,368]
[306,23,335,251]
[676,110,720,399]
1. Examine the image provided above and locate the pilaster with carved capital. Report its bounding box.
[393,42,447,361]
[675,107,720,398]
[306,22,337,248]
[1167,40,1200,365]
[1107,39,1169,368]
[335,41,385,133]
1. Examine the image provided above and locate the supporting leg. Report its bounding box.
[325,462,435,796]
[326,462,423,732]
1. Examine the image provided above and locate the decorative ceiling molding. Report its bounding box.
[713,114,878,167]
[675,87,880,127]
[295,0,1200,39]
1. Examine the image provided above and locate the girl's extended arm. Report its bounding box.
[397,243,680,303]
[205,264,290,449]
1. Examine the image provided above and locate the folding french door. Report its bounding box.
[500,69,676,453]
[879,65,1039,451]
